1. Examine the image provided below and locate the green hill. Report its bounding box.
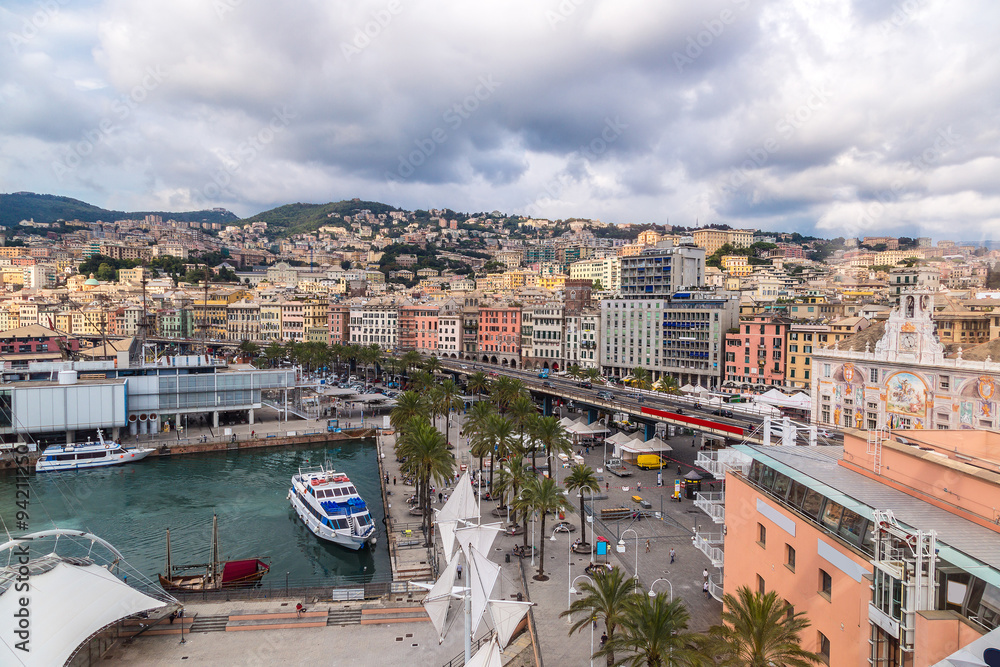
[241,199,401,236]
[0,192,238,227]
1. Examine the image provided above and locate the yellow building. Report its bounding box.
[726,229,755,248]
[692,229,731,254]
[192,292,243,339]
[616,243,644,258]
[721,255,752,276]
[636,230,661,246]
[537,274,567,291]
[785,323,829,389]
[259,302,282,341]
[302,300,329,333]
[118,267,148,285]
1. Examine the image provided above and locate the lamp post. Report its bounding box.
[569,574,596,667]
[648,577,673,602]
[618,528,639,593]
[550,525,572,610]
[599,416,609,468]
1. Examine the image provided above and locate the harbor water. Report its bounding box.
[0,440,390,586]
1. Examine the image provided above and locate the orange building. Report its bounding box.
[715,429,1000,666]
[478,305,521,368]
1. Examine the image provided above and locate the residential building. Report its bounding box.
[723,314,791,390]
[889,267,940,303]
[568,256,621,293]
[523,303,564,370]
[259,302,282,341]
[785,323,829,390]
[692,229,730,255]
[227,299,260,341]
[618,245,706,299]
[349,300,399,348]
[478,304,521,368]
[328,303,350,346]
[437,300,462,358]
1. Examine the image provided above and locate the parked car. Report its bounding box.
[712,409,734,418]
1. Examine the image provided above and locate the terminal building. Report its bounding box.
[713,429,1000,666]
[0,340,296,447]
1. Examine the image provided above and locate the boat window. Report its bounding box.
[56,453,76,461]
[358,514,372,526]
[334,488,344,496]
[336,518,349,529]
[347,486,357,495]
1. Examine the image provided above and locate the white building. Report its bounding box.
[568,256,621,293]
[349,300,399,348]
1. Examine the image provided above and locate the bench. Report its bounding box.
[600,508,633,520]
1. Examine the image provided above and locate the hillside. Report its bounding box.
[240,199,401,236]
[0,192,238,227]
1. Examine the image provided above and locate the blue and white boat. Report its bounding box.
[288,465,377,551]
[36,430,154,473]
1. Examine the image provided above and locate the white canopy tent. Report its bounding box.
[754,388,811,411]
[615,435,673,458]
[0,551,172,666]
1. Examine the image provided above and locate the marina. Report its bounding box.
[0,438,390,585]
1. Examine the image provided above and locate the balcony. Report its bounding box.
[693,528,724,568]
[693,492,725,524]
[694,449,752,479]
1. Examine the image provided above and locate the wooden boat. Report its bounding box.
[159,515,270,592]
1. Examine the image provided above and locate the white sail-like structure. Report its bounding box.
[437,472,479,523]
[455,523,503,562]
[422,553,460,641]
[439,520,459,562]
[488,599,532,649]
[468,546,501,634]
[465,637,503,667]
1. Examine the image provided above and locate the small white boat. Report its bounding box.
[36,430,154,473]
[288,465,377,551]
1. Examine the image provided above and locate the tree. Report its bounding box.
[408,370,435,394]
[401,350,422,373]
[433,379,463,448]
[532,415,572,479]
[560,567,634,667]
[474,413,516,494]
[96,263,116,282]
[390,391,427,436]
[238,339,260,361]
[706,586,821,667]
[564,465,600,545]
[491,376,527,413]
[467,371,490,399]
[341,260,352,270]
[591,279,604,291]
[585,367,602,383]
[628,367,652,391]
[600,593,702,667]
[507,394,537,457]
[654,375,681,395]
[396,418,453,546]
[263,341,283,367]
[567,364,583,380]
[493,455,529,525]
[423,355,443,375]
[520,476,570,579]
[465,401,498,480]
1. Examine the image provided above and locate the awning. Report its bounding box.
[619,435,673,455]
[0,554,171,666]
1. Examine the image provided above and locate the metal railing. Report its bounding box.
[693,529,725,568]
[708,572,724,601]
[693,492,725,524]
[167,571,393,603]
[440,631,497,667]
[695,449,752,479]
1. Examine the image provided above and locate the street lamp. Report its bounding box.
[569,573,596,667]
[550,525,573,610]
[618,528,639,593]
[648,577,673,602]
[599,416,609,468]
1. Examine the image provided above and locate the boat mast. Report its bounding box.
[165,528,172,577]
[211,514,219,585]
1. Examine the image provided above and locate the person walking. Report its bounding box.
[703,580,711,598]
[393,476,396,485]
[438,492,444,503]
[645,539,650,553]
[456,563,462,580]
[703,568,709,582]
[669,547,675,564]
[600,632,607,647]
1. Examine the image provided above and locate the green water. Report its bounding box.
[0,441,389,584]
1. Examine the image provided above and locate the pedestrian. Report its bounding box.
[393,476,397,485]
[444,493,448,503]
[438,492,443,503]
[456,563,462,580]
[606,482,609,491]
[645,539,650,553]
[169,611,176,624]
[600,632,607,647]
[637,481,641,492]
[669,547,675,564]
[703,580,711,598]
[703,568,708,582]
[251,430,255,439]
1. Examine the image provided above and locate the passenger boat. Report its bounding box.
[159,515,270,592]
[35,430,154,473]
[288,465,377,551]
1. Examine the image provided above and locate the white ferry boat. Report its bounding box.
[36,430,154,473]
[288,465,377,551]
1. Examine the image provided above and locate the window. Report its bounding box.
[819,569,832,599]
[817,631,830,663]
[870,367,879,383]
[786,544,796,572]
[757,574,766,595]
[823,364,831,378]
[757,523,767,548]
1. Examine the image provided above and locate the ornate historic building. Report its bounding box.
[812,291,1000,430]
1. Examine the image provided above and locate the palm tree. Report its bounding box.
[493,455,529,524]
[507,394,536,456]
[467,371,490,399]
[364,343,383,384]
[238,339,260,362]
[706,586,821,667]
[491,376,527,413]
[434,379,463,447]
[599,593,701,667]
[564,464,600,546]
[390,391,427,436]
[560,567,634,667]
[396,418,453,546]
[520,476,570,579]
[654,375,681,395]
[532,415,572,480]
[263,340,283,368]
[464,401,497,475]
[474,413,516,494]
[408,370,435,393]
[584,367,602,383]
[628,367,652,392]
[567,364,583,380]
[423,355,443,375]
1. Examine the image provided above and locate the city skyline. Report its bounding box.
[2,1,999,239]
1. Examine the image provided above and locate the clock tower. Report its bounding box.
[874,290,944,365]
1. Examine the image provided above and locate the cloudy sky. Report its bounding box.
[2,0,999,239]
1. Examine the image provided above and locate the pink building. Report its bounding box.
[724,313,790,391]
[478,305,521,368]
[414,307,440,356]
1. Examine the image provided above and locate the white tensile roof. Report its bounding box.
[0,554,170,666]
